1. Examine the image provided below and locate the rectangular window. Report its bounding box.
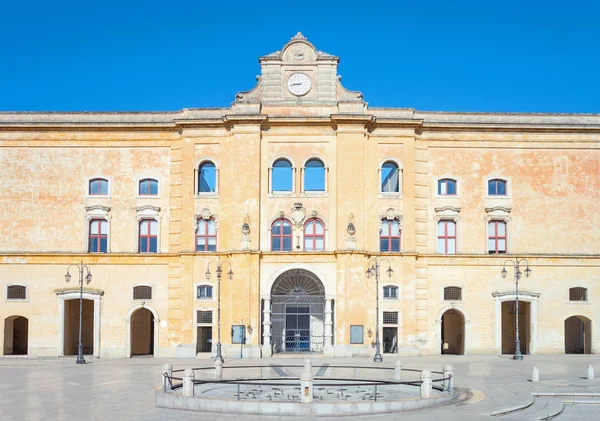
[231,325,246,344]
[89,219,108,253]
[488,221,507,254]
[437,220,456,254]
[383,311,398,325]
[350,325,364,344]
[139,219,158,253]
[133,286,152,300]
[7,285,26,300]
[197,311,213,324]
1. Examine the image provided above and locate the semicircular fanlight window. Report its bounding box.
[271,269,325,296]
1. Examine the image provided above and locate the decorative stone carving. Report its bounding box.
[241,214,251,250]
[194,208,218,232]
[378,209,402,231]
[434,206,461,222]
[485,206,512,222]
[346,213,356,250]
[291,202,306,228]
[290,32,307,41]
[311,210,318,218]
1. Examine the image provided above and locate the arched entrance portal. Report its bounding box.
[441,309,464,355]
[64,299,94,355]
[3,316,28,355]
[565,315,592,354]
[130,308,154,356]
[270,269,325,353]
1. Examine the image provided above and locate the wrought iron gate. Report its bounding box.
[271,296,324,353]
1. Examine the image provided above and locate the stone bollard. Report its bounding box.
[301,359,313,403]
[532,367,539,383]
[395,360,402,381]
[420,370,432,398]
[163,363,173,391]
[214,358,223,379]
[443,365,454,392]
[588,365,595,380]
[183,368,195,397]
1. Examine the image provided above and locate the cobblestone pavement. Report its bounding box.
[1,354,599,420]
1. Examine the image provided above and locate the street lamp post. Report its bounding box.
[64,261,93,365]
[205,257,234,363]
[501,258,532,361]
[366,256,394,363]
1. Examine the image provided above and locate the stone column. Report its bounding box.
[57,296,65,356]
[443,365,454,392]
[183,368,195,397]
[420,370,432,398]
[262,298,272,356]
[324,298,333,354]
[163,363,173,391]
[214,359,223,379]
[395,360,402,381]
[93,296,101,357]
[300,359,313,403]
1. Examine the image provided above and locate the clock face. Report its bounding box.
[287,73,311,96]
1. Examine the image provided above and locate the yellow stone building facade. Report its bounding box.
[1,33,599,359]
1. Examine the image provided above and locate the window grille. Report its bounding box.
[197,285,213,299]
[383,286,398,299]
[133,286,152,300]
[197,311,213,324]
[7,285,26,300]
[569,287,587,301]
[383,311,398,325]
[444,287,462,301]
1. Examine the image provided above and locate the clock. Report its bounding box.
[287,73,311,96]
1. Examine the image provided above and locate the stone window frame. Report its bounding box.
[437,177,459,197]
[132,284,154,303]
[195,284,215,301]
[485,176,512,199]
[86,175,111,198]
[136,175,161,199]
[85,205,111,253]
[485,207,511,255]
[301,155,328,196]
[442,285,464,302]
[269,155,296,196]
[382,284,400,300]
[136,205,161,253]
[378,158,403,198]
[434,206,461,254]
[194,158,219,198]
[567,286,590,304]
[379,209,403,253]
[303,217,326,252]
[5,283,29,302]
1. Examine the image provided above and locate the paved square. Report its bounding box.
[1,355,599,420]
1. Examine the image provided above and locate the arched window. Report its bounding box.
[437,220,456,254]
[133,286,152,300]
[272,159,293,192]
[89,219,108,253]
[139,178,158,196]
[7,285,27,300]
[271,218,292,251]
[487,220,507,254]
[198,162,216,193]
[444,286,462,301]
[139,219,158,253]
[304,159,325,192]
[196,219,216,252]
[381,161,400,193]
[488,179,507,196]
[304,218,325,251]
[438,179,457,195]
[383,285,398,299]
[89,178,108,196]
[197,285,213,299]
[380,219,401,252]
[569,287,587,301]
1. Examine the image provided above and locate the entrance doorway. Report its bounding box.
[271,269,326,353]
[196,326,212,353]
[564,315,592,354]
[3,316,28,355]
[130,308,154,356]
[441,309,464,355]
[64,299,94,355]
[382,327,398,353]
[501,301,530,354]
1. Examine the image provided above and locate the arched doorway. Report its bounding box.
[441,309,464,355]
[501,300,531,354]
[3,316,28,355]
[130,308,154,356]
[64,299,94,355]
[270,269,326,353]
[565,315,592,354]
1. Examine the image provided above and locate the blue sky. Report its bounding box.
[1,1,599,113]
